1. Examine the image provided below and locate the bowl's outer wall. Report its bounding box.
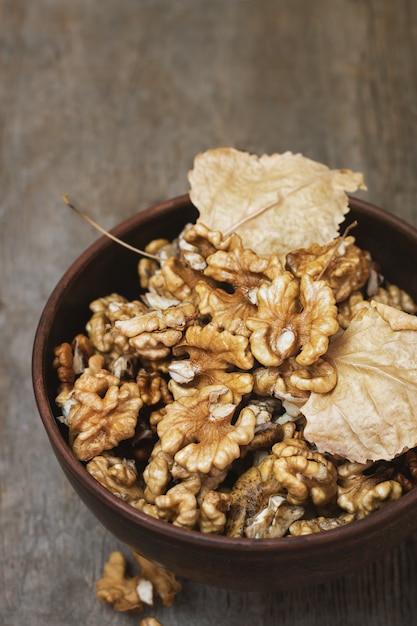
[33,195,417,591]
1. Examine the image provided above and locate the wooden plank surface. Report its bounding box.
[1,1,417,624]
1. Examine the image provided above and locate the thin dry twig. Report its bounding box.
[62,194,160,261]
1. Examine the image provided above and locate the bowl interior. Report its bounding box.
[32,194,417,590]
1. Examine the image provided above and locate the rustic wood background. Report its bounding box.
[2,1,417,624]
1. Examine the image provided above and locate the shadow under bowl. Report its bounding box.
[32,194,417,591]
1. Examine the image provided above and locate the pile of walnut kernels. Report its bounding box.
[53,221,417,540]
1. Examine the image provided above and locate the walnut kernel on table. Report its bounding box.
[96,550,181,615]
[96,551,145,613]
[133,552,182,607]
[140,618,163,626]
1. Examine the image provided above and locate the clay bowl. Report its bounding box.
[32,194,417,591]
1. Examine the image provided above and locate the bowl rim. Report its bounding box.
[32,193,417,554]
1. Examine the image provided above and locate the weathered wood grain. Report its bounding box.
[1,1,417,624]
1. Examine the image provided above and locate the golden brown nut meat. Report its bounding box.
[156,385,256,474]
[226,454,282,537]
[86,293,130,353]
[96,550,181,614]
[199,490,231,534]
[172,322,254,375]
[53,342,75,385]
[179,222,241,269]
[86,453,145,505]
[96,551,145,613]
[62,355,143,461]
[155,482,199,529]
[244,494,305,539]
[253,356,337,402]
[204,246,282,291]
[140,618,163,626]
[133,552,182,608]
[194,240,284,336]
[136,368,172,406]
[53,334,94,385]
[195,281,257,337]
[239,399,295,455]
[288,513,354,536]
[114,301,197,361]
[337,291,368,329]
[147,255,216,306]
[169,322,254,402]
[286,235,371,302]
[273,438,338,507]
[247,273,339,367]
[143,444,174,504]
[137,237,173,289]
[337,461,403,519]
[372,283,417,314]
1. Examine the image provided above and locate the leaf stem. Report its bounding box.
[62,194,160,261]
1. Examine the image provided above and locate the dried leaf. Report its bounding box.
[188,148,366,259]
[303,304,417,463]
[370,300,417,330]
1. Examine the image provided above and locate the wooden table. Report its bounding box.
[2,1,417,624]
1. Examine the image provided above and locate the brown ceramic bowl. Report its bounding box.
[32,194,417,591]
